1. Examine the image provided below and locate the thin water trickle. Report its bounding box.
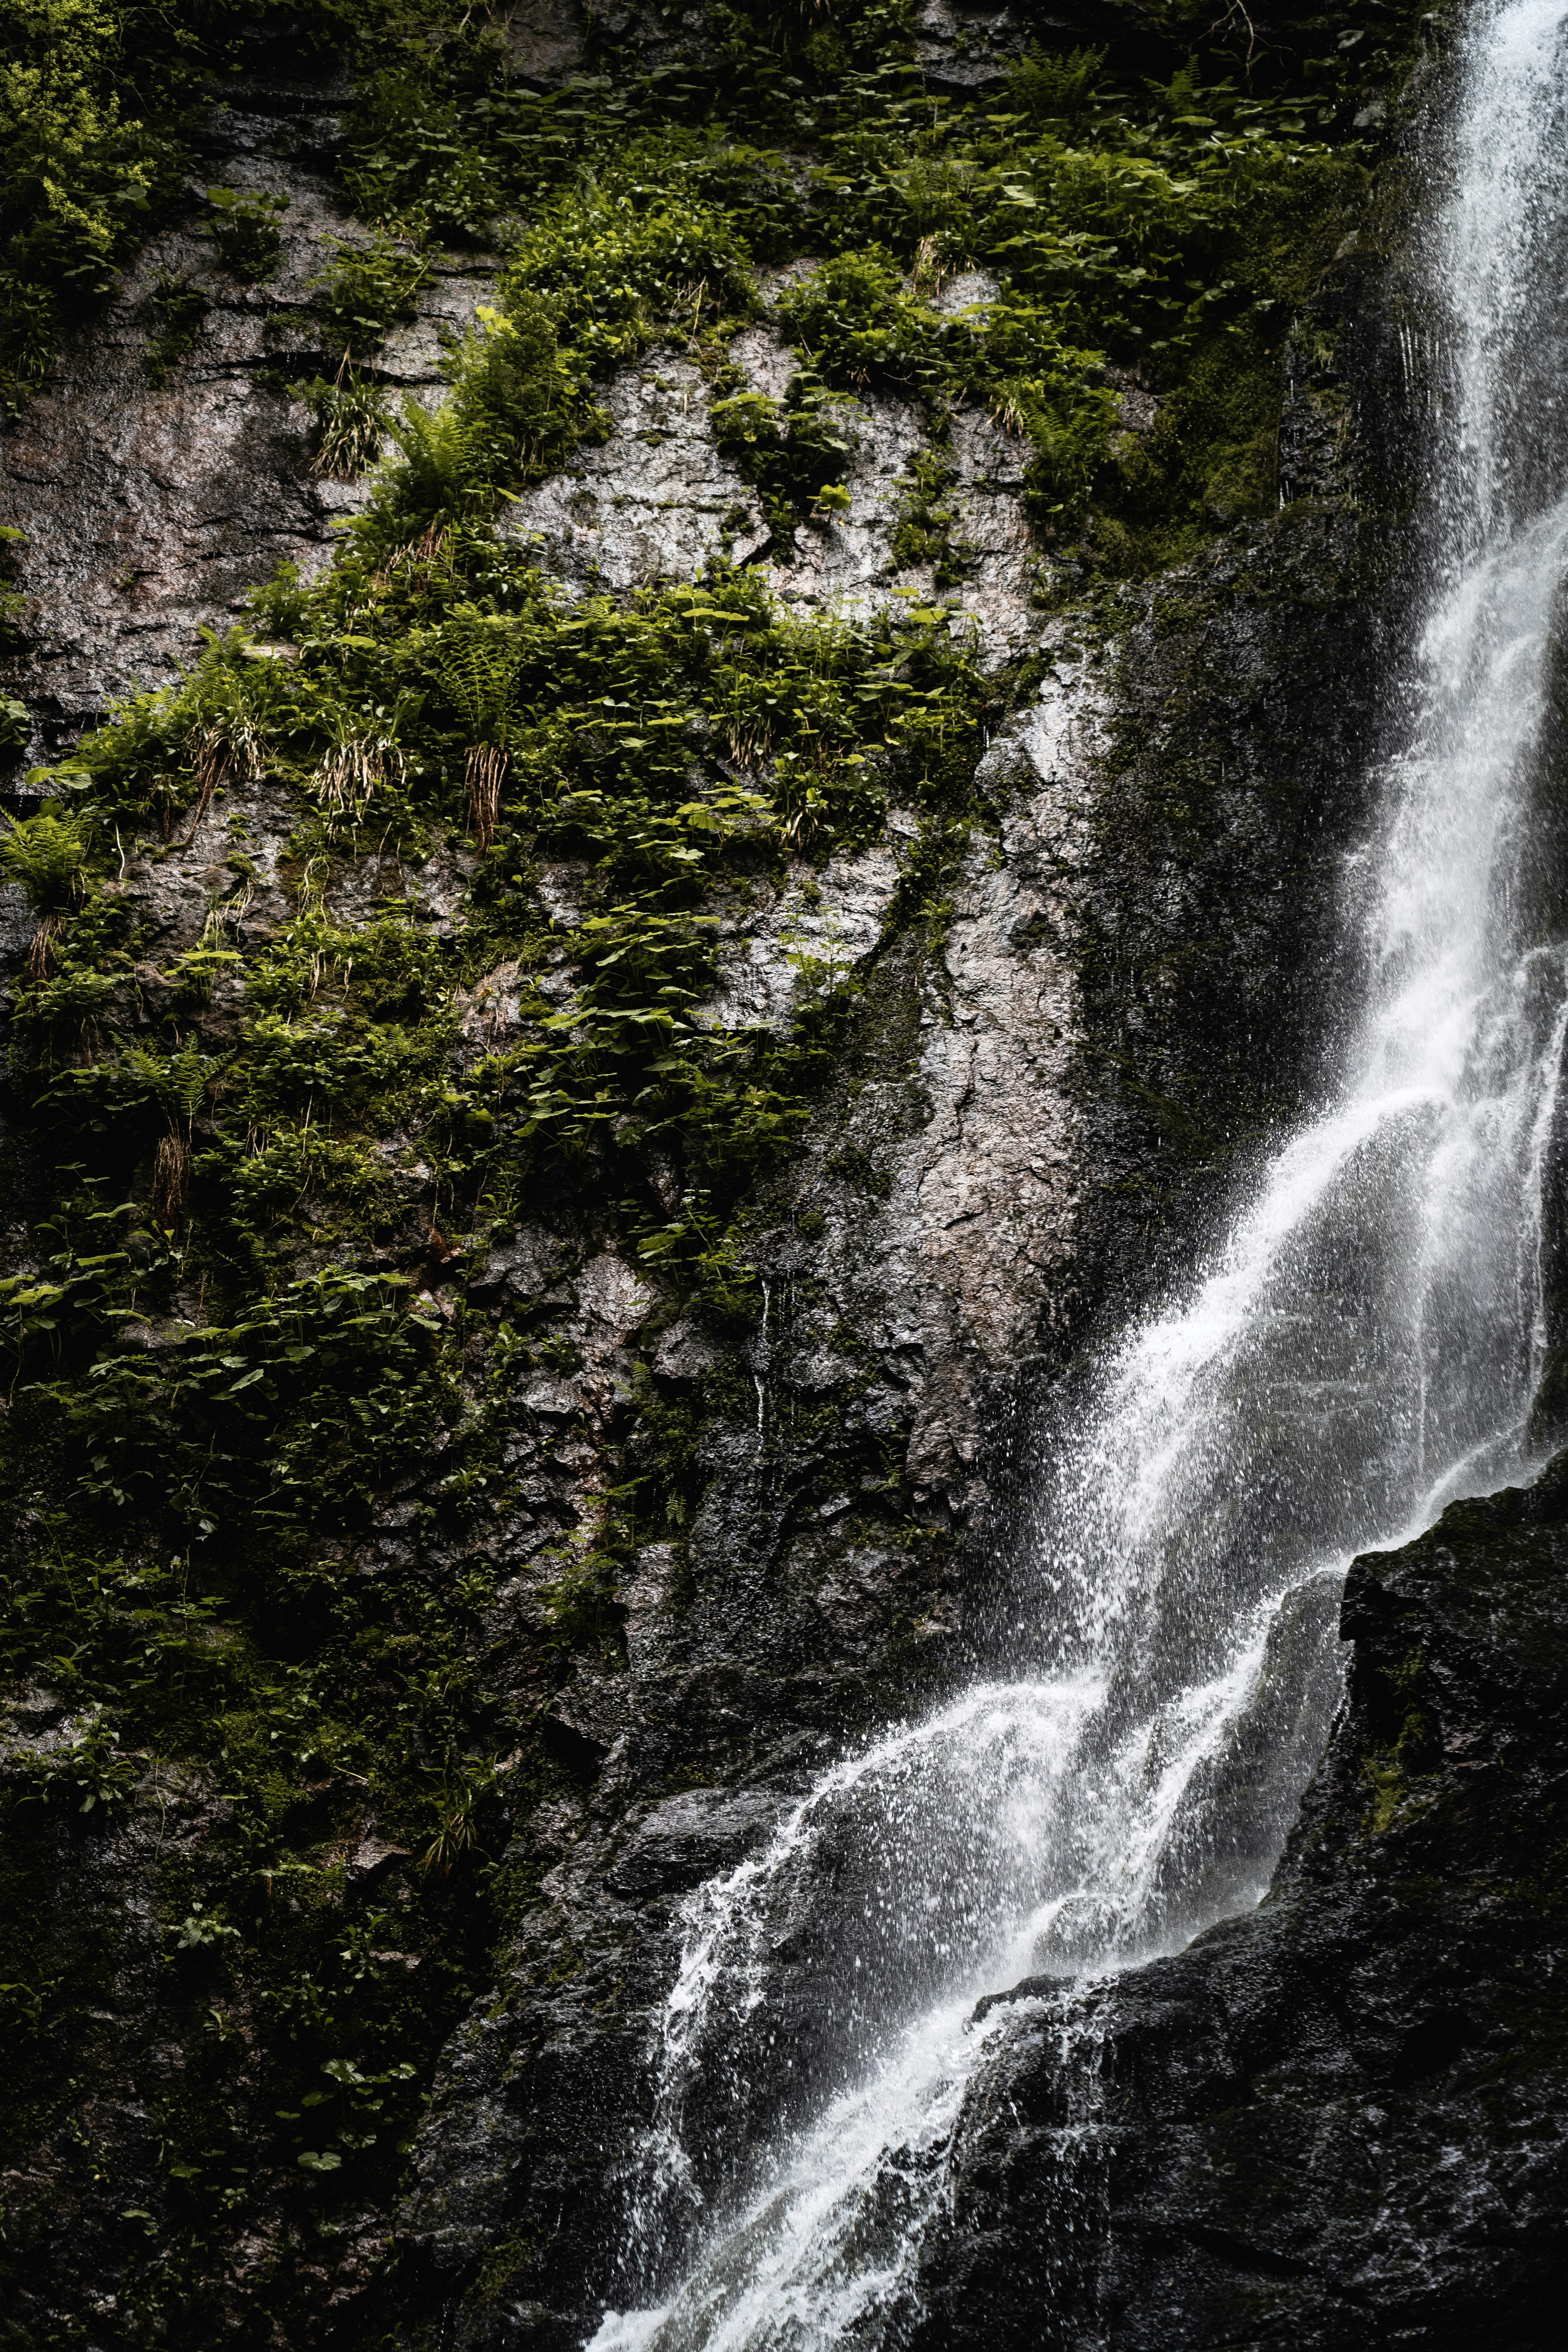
[586,5,1568,2339]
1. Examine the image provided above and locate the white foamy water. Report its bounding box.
[587,6,1568,2339]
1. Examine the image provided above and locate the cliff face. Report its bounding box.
[391,357,1402,2346]
[0,5,1520,2349]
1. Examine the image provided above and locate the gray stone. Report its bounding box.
[499,353,768,589]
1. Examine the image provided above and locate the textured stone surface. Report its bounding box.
[0,67,493,769]
[500,352,769,589]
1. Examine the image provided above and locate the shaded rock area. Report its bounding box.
[912,1464,1568,2352]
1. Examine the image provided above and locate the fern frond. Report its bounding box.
[436,604,524,741]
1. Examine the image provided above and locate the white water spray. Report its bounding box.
[590,5,1568,2339]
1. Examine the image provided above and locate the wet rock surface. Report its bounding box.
[912,1464,1568,2352]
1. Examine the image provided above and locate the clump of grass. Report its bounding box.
[306,372,392,478]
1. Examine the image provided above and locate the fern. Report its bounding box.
[435,605,524,744]
[0,804,89,914]
[387,397,487,520]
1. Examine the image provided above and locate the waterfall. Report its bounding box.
[588,4,1568,2339]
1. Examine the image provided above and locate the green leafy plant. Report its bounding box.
[0,803,89,913]
[419,1760,497,1877]
[202,185,290,282]
[710,377,860,544]
[436,602,524,845]
[0,523,29,651]
[25,1706,142,1817]
[144,274,208,387]
[173,1901,242,1949]
[310,232,429,369]
[0,693,29,759]
[890,443,975,583]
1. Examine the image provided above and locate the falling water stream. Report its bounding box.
[589,4,1568,2339]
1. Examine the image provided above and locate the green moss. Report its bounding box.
[1360,1649,1436,1834]
[473,2228,538,2306]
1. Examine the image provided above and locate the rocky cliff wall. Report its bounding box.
[391,299,1408,2347]
[0,6,1500,2349]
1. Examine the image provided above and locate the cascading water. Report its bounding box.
[589,4,1568,2339]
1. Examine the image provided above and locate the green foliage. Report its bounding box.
[367,299,603,532]
[20,1703,141,1813]
[0,0,179,410]
[435,601,524,742]
[143,272,207,387]
[890,443,974,583]
[0,801,89,911]
[25,1265,439,1529]
[536,1540,627,1660]
[0,691,29,756]
[500,189,759,373]
[202,184,289,282]
[420,1760,497,1876]
[309,230,428,368]
[710,376,860,544]
[341,65,506,240]
[0,521,29,652]
[303,369,389,478]
[1009,42,1107,127]
[778,247,948,390]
